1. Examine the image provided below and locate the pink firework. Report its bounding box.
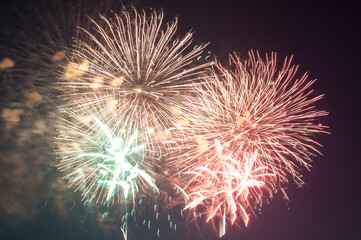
[169,51,328,237]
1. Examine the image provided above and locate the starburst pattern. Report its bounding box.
[56,97,160,206]
[169,51,328,237]
[59,8,210,154]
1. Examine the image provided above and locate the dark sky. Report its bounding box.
[1,0,360,240]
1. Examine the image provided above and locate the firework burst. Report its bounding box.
[169,51,328,237]
[56,96,160,206]
[59,8,210,153]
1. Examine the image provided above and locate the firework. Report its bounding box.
[59,8,210,154]
[56,96,160,206]
[169,51,328,237]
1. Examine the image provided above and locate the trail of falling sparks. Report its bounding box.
[169,51,328,237]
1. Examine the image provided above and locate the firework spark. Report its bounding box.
[56,97,160,206]
[169,51,328,237]
[59,8,210,154]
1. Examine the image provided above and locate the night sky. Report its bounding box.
[1,0,360,239]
